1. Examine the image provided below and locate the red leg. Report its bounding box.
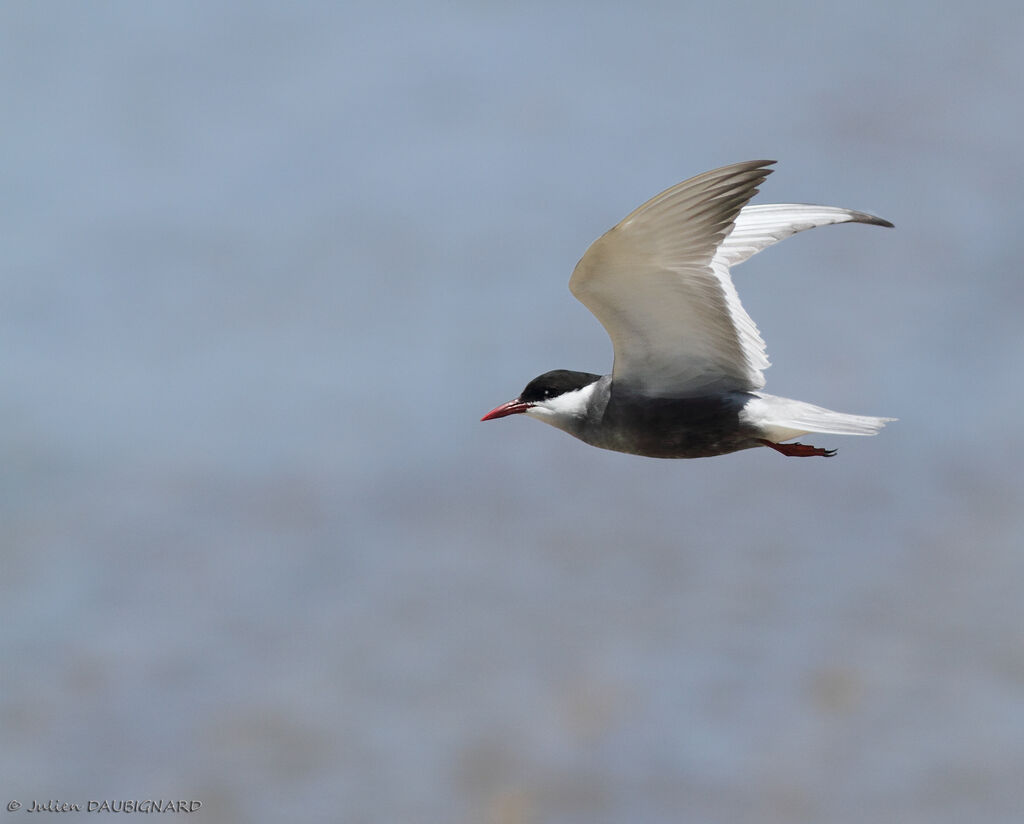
[757,438,837,458]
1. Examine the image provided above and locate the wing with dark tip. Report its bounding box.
[569,162,893,398]
[718,203,893,269]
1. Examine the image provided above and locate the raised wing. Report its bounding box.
[569,160,775,397]
[718,203,893,269]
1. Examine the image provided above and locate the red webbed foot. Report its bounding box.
[757,438,837,458]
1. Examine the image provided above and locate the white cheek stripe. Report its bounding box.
[526,381,598,419]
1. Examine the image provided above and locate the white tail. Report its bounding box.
[744,393,895,442]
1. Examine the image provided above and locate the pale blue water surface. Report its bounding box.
[2,2,1023,822]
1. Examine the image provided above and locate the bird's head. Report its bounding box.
[481,370,601,430]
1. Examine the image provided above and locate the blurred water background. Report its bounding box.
[2,2,1023,822]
